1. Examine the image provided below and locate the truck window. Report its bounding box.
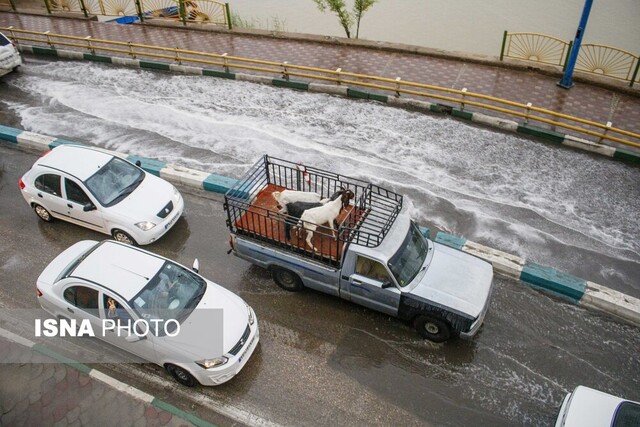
[388,222,427,287]
[355,256,391,283]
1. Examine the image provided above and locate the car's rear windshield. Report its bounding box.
[84,157,144,207]
[613,401,640,427]
[0,34,10,46]
[129,261,206,329]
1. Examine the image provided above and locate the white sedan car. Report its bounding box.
[0,31,22,77]
[19,144,184,245]
[37,240,259,386]
[555,385,640,427]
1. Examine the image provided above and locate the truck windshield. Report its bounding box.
[388,222,428,287]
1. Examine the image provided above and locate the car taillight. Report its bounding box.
[40,150,51,157]
[18,178,25,190]
[36,288,42,297]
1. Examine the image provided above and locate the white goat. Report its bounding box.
[297,189,354,253]
[272,190,322,214]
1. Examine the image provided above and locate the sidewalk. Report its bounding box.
[0,334,200,427]
[1,10,639,142]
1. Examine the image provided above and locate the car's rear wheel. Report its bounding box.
[271,266,304,292]
[33,204,53,222]
[413,315,451,343]
[111,229,137,245]
[166,364,197,387]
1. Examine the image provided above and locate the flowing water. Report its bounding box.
[229,0,640,57]
[2,60,639,297]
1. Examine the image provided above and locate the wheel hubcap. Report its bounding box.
[36,206,49,220]
[425,322,439,334]
[114,232,132,244]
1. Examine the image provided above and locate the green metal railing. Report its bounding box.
[3,27,639,150]
[501,31,639,87]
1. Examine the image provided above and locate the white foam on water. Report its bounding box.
[6,61,640,280]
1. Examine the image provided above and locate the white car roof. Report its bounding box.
[38,145,116,181]
[71,241,165,301]
[560,385,632,427]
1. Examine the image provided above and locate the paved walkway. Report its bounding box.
[1,10,639,143]
[0,337,196,427]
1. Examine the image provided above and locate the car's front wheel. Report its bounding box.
[111,229,137,245]
[33,204,53,222]
[166,364,197,387]
[413,315,451,343]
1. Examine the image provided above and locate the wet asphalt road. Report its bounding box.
[1,145,639,426]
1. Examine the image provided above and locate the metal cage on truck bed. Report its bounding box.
[224,155,403,266]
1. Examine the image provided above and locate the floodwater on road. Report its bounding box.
[1,145,640,427]
[2,59,639,298]
[229,0,640,57]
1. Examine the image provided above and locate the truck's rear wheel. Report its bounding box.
[272,267,304,292]
[413,315,451,343]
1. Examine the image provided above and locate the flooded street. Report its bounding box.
[1,58,639,425]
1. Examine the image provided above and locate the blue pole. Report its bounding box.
[558,0,593,89]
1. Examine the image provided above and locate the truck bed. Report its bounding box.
[234,183,362,262]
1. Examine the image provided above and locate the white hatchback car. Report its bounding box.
[0,31,22,77]
[556,385,640,427]
[19,144,184,245]
[37,240,259,386]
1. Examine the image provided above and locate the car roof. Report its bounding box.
[560,385,633,427]
[37,145,116,181]
[71,241,165,301]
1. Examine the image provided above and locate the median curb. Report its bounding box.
[16,45,640,164]
[1,125,639,328]
[0,328,216,427]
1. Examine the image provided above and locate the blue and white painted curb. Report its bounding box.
[1,125,639,327]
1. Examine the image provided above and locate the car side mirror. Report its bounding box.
[135,160,142,167]
[381,281,394,289]
[83,203,96,212]
[192,258,199,273]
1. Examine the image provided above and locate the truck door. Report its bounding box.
[344,255,401,316]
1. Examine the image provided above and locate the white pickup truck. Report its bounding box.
[224,156,493,342]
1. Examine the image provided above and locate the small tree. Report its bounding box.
[313,0,378,39]
[353,0,377,39]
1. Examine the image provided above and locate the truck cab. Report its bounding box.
[225,155,493,342]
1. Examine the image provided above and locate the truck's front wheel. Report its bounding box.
[272,267,304,292]
[413,315,451,343]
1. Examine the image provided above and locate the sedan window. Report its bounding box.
[84,157,144,207]
[65,179,91,205]
[35,174,62,197]
[63,286,99,316]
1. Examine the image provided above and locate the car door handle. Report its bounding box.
[37,193,43,198]
[352,280,363,285]
[67,307,74,313]
[67,204,73,209]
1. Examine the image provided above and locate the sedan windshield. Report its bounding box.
[84,157,144,207]
[388,222,428,287]
[130,261,206,333]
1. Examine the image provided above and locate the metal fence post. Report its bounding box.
[222,52,229,73]
[135,0,144,22]
[461,88,468,111]
[225,3,232,30]
[524,102,532,125]
[178,0,187,26]
[78,0,88,18]
[598,121,612,143]
[562,41,573,71]
[500,30,508,61]
[630,59,640,87]
[395,77,401,97]
[281,61,289,80]
[335,68,342,85]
